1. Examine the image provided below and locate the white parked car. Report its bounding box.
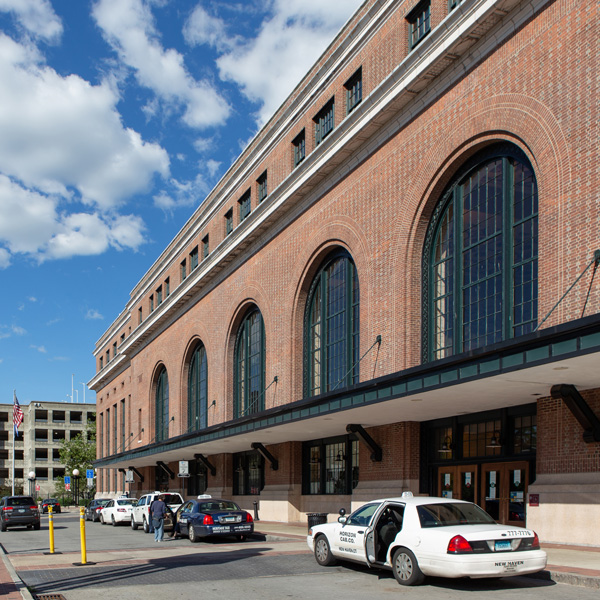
[131,492,184,533]
[100,497,138,526]
[307,493,547,586]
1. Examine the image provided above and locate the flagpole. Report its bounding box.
[12,390,15,496]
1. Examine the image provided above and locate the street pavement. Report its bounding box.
[0,511,599,600]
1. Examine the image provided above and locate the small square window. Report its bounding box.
[345,68,362,114]
[239,189,251,222]
[407,1,431,49]
[257,171,268,203]
[314,98,334,145]
[225,209,233,236]
[180,259,187,281]
[448,0,465,11]
[202,234,209,259]
[292,129,305,167]
[190,247,199,270]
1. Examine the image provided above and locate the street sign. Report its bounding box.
[86,469,94,479]
[125,470,134,483]
[65,483,71,490]
[36,485,40,491]
[87,478,94,487]
[178,460,189,477]
[64,476,71,485]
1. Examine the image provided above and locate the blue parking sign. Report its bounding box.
[64,476,71,484]
[86,469,94,479]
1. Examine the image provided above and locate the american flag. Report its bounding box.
[13,393,24,437]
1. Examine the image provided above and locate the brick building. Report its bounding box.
[0,401,96,499]
[89,0,600,546]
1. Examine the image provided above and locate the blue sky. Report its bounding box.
[0,0,363,406]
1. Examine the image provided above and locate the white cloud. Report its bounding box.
[85,309,104,320]
[31,344,47,353]
[12,325,26,335]
[205,159,221,178]
[0,34,170,210]
[185,0,363,126]
[0,0,63,43]
[93,0,230,129]
[0,247,10,269]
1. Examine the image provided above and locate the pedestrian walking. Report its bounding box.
[151,495,167,542]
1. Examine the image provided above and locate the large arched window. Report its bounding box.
[155,367,169,442]
[234,308,265,418]
[304,251,360,397]
[423,144,538,361]
[188,343,208,432]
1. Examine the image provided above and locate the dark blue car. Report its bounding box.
[174,495,254,543]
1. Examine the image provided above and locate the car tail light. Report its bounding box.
[245,512,253,523]
[30,506,38,511]
[447,535,473,554]
[117,508,126,512]
[531,532,540,549]
[203,515,214,525]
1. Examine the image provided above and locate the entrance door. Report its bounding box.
[437,465,478,502]
[481,461,528,526]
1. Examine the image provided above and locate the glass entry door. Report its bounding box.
[481,461,528,526]
[437,465,478,502]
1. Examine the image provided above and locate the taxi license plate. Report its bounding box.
[495,540,511,551]
[18,509,25,513]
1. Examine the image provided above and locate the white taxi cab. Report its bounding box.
[100,496,138,526]
[307,493,547,586]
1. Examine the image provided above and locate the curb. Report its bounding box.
[0,546,34,600]
[529,569,600,589]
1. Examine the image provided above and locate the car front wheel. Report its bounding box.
[143,517,150,533]
[314,535,336,566]
[392,547,425,586]
[111,515,117,526]
[100,514,105,525]
[188,524,199,543]
[131,518,138,530]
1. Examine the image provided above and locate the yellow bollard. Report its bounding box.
[79,506,87,565]
[48,505,55,553]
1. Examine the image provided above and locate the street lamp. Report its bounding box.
[28,471,36,497]
[72,469,80,506]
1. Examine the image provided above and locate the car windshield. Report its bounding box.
[417,502,497,528]
[116,499,136,506]
[161,494,182,504]
[7,497,35,507]
[199,500,239,512]
[346,502,381,526]
[44,499,58,503]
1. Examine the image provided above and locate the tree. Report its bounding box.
[57,419,97,503]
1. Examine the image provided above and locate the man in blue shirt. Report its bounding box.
[151,496,167,542]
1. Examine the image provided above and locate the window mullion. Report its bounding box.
[321,274,328,393]
[454,188,463,354]
[503,157,514,340]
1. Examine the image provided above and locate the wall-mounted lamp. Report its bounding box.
[335,451,346,462]
[486,432,502,448]
[438,436,453,453]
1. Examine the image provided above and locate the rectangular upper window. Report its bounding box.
[138,307,142,324]
[156,285,162,306]
[202,234,209,259]
[190,246,198,270]
[257,171,268,203]
[239,189,251,222]
[408,1,431,49]
[292,129,305,167]
[225,208,233,236]
[449,0,466,11]
[314,98,334,145]
[345,68,362,114]
[99,356,103,370]
[150,294,154,312]
[180,259,187,281]
[165,277,170,297]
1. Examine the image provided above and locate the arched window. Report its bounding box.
[305,251,360,397]
[155,367,169,442]
[188,343,208,432]
[423,145,538,361]
[234,308,265,418]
